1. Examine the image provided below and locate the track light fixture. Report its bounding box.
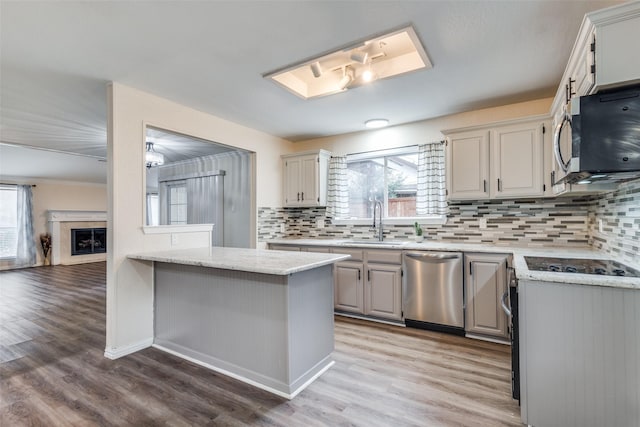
[310,61,322,78]
[350,51,369,64]
[338,66,354,90]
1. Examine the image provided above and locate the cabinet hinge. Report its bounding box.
[317,157,320,163]
[445,189,449,196]
[317,197,320,202]
[590,36,596,75]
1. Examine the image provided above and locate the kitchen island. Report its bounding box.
[128,247,349,399]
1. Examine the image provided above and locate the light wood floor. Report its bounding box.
[0,262,523,426]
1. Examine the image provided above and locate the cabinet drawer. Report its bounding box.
[331,248,364,262]
[366,249,402,265]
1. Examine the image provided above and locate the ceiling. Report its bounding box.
[0,0,623,182]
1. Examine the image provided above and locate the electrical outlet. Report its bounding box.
[598,219,604,233]
[171,234,178,246]
[280,223,286,233]
[479,218,487,229]
[316,219,325,229]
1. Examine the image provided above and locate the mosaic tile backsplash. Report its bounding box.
[259,179,640,265]
[588,179,640,267]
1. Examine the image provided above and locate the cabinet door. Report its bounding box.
[300,155,319,206]
[491,122,544,198]
[365,263,402,320]
[283,157,302,206]
[334,261,364,314]
[465,253,508,340]
[446,130,490,200]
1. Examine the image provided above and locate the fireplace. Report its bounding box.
[71,228,107,256]
[48,210,107,265]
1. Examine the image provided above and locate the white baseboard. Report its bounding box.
[153,343,334,400]
[104,337,153,359]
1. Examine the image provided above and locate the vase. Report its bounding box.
[416,235,424,243]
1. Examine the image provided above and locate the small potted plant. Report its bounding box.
[414,222,424,243]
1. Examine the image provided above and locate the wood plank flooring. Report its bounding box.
[0,262,523,426]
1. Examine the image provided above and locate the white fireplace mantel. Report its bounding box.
[48,210,107,222]
[48,210,107,265]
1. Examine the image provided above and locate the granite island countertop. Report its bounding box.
[128,247,349,276]
[267,239,640,289]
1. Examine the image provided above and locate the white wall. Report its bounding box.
[0,179,107,270]
[106,82,291,358]
[295,97,552,154]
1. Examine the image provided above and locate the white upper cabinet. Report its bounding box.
[491,121,544,198]
[445,116,547,201]
[282,150,330,207]
[446,130,490,200]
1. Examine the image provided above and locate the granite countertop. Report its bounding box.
[267,239,640,289]
[128,247,350,276]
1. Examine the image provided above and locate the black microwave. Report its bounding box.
[554,84,640,184]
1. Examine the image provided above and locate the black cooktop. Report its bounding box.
[524,256,640,278]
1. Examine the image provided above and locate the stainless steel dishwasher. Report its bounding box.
[402,251,464,335]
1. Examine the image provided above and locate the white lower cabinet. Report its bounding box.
[333,248,402,321]
[334,261,364,313]
[365,263,402,320]
[464,253,509,341]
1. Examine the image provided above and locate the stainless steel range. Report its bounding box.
[524,256,640,277]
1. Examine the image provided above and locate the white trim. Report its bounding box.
[47,210,107,222]
[103,337,154,359]
[464,333,510,345]
[347,145,418,161]
[142,224,214,234]
[332,215,447,226]
[334,312,406,327]
[152,343,335,400]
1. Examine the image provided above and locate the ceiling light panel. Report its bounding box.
[264,26,432,99]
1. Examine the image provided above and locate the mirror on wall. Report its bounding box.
[144,126,254,249]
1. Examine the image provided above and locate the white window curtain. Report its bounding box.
[16,184,36,267]
[416,142,448,216]
[326,156,349,218]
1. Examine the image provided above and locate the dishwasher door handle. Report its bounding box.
[405,252,459,261]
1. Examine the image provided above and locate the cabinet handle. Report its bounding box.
[297,192,300,201]
[497,178,502,192]
[301,192,304,201]
[483,179,487,193]
[358,269,361,281]
[367,269,370,282]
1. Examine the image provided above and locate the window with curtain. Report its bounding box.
[326,144,448,222]
[0,184,36,266]
[0,185,18,258]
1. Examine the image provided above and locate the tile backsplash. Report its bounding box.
[588,179,640,267]
[259,179,640,265]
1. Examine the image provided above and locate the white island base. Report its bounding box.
[129,248,348,399]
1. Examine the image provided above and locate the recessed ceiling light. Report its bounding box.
[365,119,389,129]
[264,26,432,99]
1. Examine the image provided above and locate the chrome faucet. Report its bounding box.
[372,199,384,241]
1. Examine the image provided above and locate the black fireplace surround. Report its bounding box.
[71,228,107,256]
